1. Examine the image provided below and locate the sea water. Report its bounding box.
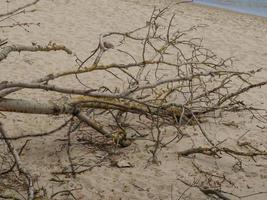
[194,0,267,17]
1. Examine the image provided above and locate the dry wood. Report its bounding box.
[0,5,267,199]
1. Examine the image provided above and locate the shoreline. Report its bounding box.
[191,1,267,20]
[192,1,267,19]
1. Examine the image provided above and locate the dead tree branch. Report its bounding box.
[0,5,267,198]
[0,122,34,200]
[0,42,72,62]
[0,0,40,18]
[177,146,267,157]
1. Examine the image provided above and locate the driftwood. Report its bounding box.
[0,3,267,199]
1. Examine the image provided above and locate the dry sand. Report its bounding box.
[0,0,267,199]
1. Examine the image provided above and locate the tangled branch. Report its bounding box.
[0,5,266,199]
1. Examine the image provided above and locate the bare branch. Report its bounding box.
[0,0,40,18]
[0,122,34,200]
[0,42,72,62]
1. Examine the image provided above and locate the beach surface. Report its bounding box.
[0,0,267,199]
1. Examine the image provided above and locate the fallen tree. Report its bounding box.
[0,3,267,200]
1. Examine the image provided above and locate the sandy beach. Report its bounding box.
[0,0,267,199]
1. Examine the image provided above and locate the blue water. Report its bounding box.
[194,0,267,18]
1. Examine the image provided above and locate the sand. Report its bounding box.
[0,0,267,199]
